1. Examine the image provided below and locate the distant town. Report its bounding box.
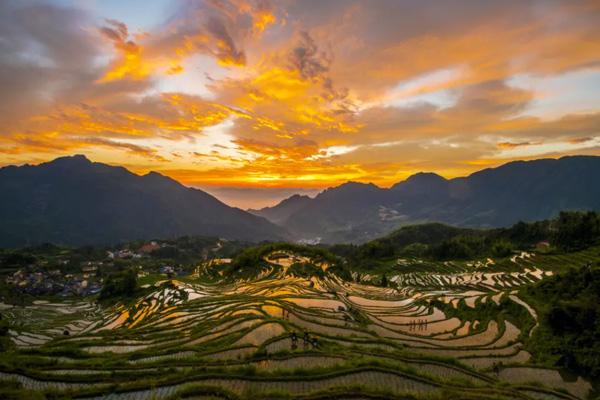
[2,237,241,299]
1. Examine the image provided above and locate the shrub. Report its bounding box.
[99,268,138,300]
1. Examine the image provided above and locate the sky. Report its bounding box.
[1,0,600,209]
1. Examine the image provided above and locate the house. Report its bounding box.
[139,241,161,254]
[116,249,135,259]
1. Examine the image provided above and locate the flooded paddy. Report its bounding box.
[498,367,592,399]
[0,251,593,400]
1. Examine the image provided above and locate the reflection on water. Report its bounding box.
[348,296,412,308]
[498,367,591,399]
[99,311,129,331]
[262,304,284,317]
[377,307,445,324]
[281,297,346,310]
[7,248,596,400]
[235,323,286,346]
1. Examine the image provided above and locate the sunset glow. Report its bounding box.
[2,0,600,207]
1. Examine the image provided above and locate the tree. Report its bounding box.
[381,273,388,287]
[553,211,600,250]
[0,314,11,352]
[528,264,600,379]
[491,240,513,257]
[99,269,137,300]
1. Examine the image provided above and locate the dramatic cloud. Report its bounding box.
[2,0,600,206]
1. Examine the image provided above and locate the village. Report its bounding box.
[1,239,232,298]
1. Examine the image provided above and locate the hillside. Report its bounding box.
[253,156,600,243]
[248,194,312,225]
[1,212,599,398]
[328,211,600,270]
[0,155,288,247]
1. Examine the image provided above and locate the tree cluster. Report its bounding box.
[328,212,600,267]
[99,269,138,300]
[526,264,600,379]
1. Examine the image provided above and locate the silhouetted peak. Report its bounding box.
[142,171,182,188]
[405,172,446,183]
[0,155,288,246]
[333,181,379,191]
[280,194,311,204]
[144,171,168,179]
[340,181,377,187]
[391,172,447,191]
[310,182,385,206]
[47,154,92,167]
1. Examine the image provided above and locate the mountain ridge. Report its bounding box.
[253,155,600,243]
[3,154,600,247]
[248,193,313,225]
[0,155,289,247]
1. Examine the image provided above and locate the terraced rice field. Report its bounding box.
[1,250,596,399]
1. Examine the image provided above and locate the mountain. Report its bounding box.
[282,182,397,243]
[252,181,401,243]
[0,155,288,247]
[253,156,600,243]
[248,194,312,225]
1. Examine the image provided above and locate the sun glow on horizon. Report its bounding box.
[1,0,600,206]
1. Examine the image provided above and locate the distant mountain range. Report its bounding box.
[0,155,288,247]
[251,156,600,243]
[2,155,600,247]
[248,194,312,225]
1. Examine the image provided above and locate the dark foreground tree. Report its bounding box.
[99,269,137,300]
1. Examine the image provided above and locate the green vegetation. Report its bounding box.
[553,211,600,251]
[524,263,600,380]
[1,213,599,399]
[0,314,11,352]
[99,269,138,300]
[0,381,45,400]
[143,236,247,263]
[287,263,325,279]
[330,211,600,269]
[226,242,340,278]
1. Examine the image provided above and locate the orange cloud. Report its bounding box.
[497,141,535,149]
[567,136,593,144]
[3,0,600,192]
[97,1,282,82]
[98,20,154,82]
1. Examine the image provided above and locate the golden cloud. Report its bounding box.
[3,0,600,191]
